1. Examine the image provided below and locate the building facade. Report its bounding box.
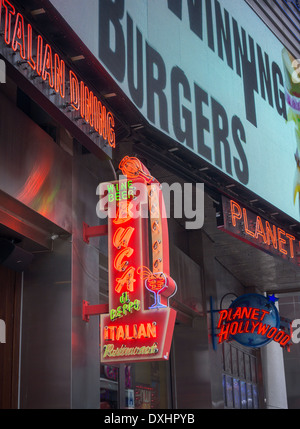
[0,0,300,409]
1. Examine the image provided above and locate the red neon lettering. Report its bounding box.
[96,101,102,136]
[250,321,260,333]
[69,70,80,110]
[104,326,116,341]
[217,310,228,328]
[42,43,54,87]
[113,227,135,249]
[54,54,65,98]
[243,208,255,237]
[113,201,134,224]
[218,323,230,343]
[286,233,295,258]
[231,307,242,320]
[114,247,134,272]
[0,3,116,148]
[266,327,277,339]
[27,24,35,70]
[279,334,291,346]
[137,323,157,339]
[116,325,124,341]
[107,112,116,148]
[93,96,99,132]
[244,320,250,333]
[257,323,270,336]
[105,323,157,341]
[80,81,85,119]
[2,0,15,45]
[255,216,267,243]
[274,331,285,343]
[266,221,277,249]
[101,105,107,141]
[230,200,242,227]
[251,308,259,320]
[238,322,244,334]
[146,322,157,338]
[36,35,43,76]
[11,12,25,59]
[85,87,93,127]
[115,266,136,293]
[229,321,238,336]
[259,310,269,321]
[278,228,287,255]
[240,307,252,319]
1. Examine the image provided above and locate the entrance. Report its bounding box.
[0,265,22,408]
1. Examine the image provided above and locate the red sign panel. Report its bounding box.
[100,157,177,363]
[218,196,300,265]
[0,0,115,150]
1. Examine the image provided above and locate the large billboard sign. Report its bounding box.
[50,0,300,222]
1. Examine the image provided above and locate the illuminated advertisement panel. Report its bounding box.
[218,195,300,266]
[217,293,291,348]
[0,0,116,153]
[99,157,177,363]
[50,0,300,222]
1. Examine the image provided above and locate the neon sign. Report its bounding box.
[0,0,115,149]
[99,156,177,363]
[217,293,291,348]
[218,196,300,265]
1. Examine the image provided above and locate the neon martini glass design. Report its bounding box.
[138,267,168,309]
[145,272,168,309]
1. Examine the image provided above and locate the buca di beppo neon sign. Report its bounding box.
[83,156,177,363]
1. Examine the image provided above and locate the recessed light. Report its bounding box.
[31,8,46,15]
[71,55,85,62]
[104,92,117,98]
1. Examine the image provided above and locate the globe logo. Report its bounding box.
[217,293,290,348]
[228,294,280,347]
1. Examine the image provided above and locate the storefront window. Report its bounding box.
[100,365,119,409]
[100,361,170,409]
[222,342,260,409]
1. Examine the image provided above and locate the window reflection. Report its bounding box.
[222,343,260,409]
[100,361,170,409]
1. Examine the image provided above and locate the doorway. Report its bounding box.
[0,265,22,408]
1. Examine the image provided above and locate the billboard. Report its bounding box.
[50,0,300,222]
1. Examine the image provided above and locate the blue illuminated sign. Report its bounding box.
[217,293,290,348]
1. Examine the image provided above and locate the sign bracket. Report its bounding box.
[82,300,109,322]
[82,222,109,322]
[82,222,108,243]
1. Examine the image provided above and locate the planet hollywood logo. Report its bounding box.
[217,293,291,348]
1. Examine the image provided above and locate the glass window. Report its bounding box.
[252,384,259,409]
[233,378,241,408]
[238,349,245,379]
[100,365,119,409]
[223,375,233,408]
[100,361,170,409]
[240,381,247,409]
[247,383,253,409]
[222,343,260,409]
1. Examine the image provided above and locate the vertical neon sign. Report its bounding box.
[100,157,177,363]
